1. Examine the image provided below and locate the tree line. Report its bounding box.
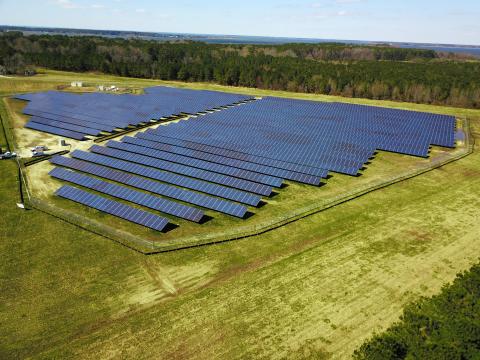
[354,262,480,359]
[1,31,479,108]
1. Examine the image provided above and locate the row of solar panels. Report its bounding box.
[47,119,336,231]
[16,87,255,140]
[147,98,456,176]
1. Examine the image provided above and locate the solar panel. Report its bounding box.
[55,185,169,231]
[125,135,323,185]
[107,140,284,187]
[24,109,115,132]
[50,156,248,218]
[74,148,263,205]
[140,130,329,178]
[16,86,254,134]
[25,121,87,140]
[147,96,455,175]
[50,167,205,222]
[18,87,455,183]
[29,116,101,136]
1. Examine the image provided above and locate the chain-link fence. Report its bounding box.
[19,116,474,254]
[148,116,474,252]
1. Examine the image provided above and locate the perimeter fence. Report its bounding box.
[18,116,476,254]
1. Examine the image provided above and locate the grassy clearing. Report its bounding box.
[1,70,480,359]
[3,74,473,250]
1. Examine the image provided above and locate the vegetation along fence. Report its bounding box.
[17,116,475,254]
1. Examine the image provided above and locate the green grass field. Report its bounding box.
[1,70,480,359]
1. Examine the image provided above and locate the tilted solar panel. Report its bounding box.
[70,150,261,206]
[29,116,101,136]
[24,109,115,132]
[122,136,322,185]
[17,87,456,180]
[50,167,205,222]
[86,145,272,198]
[25,121,87,140]
[50,156,248,218]
[139,131,329,178]
[122,136,323,185]
[55,185,169,231]
[107,140,284,188]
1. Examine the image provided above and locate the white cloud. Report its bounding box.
[51,0,109,10]
[52,0,82,9]
[135,8,146,13]
[312,0,363,7]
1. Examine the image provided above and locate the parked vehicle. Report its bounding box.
[0,151,17,159]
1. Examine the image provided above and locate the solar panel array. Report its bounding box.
[17,86,455,234]
[50,167,205,223]
[49,156,248,218]
[70,150,261,206]
[14,87,253,140]
[55,185,170,231]
[148,97,456,176]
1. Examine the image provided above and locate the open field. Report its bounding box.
[2,74,472,251]
[1,70,480,359]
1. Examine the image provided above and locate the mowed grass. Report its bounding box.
[21,142,467,250]
[1,70,480,359]
[3,75,476,249]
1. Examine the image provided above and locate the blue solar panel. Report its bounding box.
[50,167,205,222]
[13,93,35,101]
[17,87,455,184]
[107,140,284,188]
[148,97,455,175]
[122,136,322,185]
[88,145,273,197]
[16,86,254,133]
[70,150,261,206]
[29,116,101,136]
[139,130,329,178]
[23,109,115,132]
[50,156,248,218]
[25,121,87,140]
[55,185,169,231]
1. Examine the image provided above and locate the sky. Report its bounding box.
[0,0,479,45]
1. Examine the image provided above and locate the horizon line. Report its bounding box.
[1,24,479,48]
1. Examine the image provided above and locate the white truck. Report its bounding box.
[31,145,49,157]
[31,145,48,152]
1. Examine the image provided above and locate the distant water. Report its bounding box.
[3,26,480,57]
[399,44,480,57]
[203,36,480,57]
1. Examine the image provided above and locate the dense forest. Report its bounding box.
[355,263,480,359]
[1,31,480,108]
